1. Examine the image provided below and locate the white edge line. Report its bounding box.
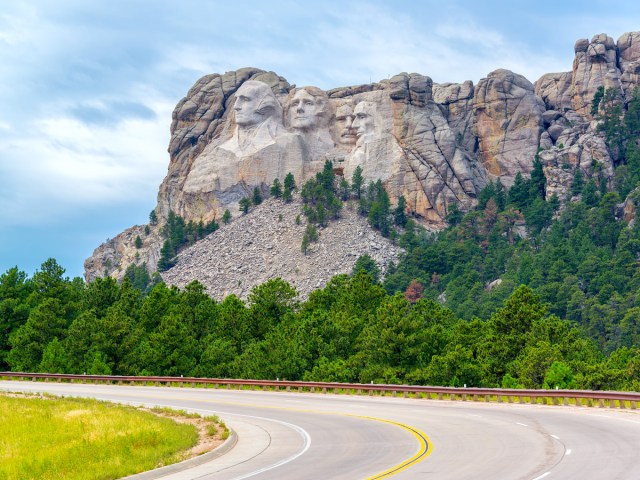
[94,399,312,480]
[532,472,551,480]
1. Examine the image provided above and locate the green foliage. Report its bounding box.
[239,197,251,214]
[222,209,232,224]
[352,254,380,284]
[283,172,296,203]
[156,211,219,272]
[134,236,143,249]
[149,209,158,225]
[351,166,364,199]
[270,178,283,198]
[252,186,263,205]
[591,85,604,116]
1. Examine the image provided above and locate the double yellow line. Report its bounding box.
[352,415,432,479]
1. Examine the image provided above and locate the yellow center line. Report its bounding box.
[95,390,433,478]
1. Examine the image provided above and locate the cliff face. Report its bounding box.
[85,32,640,290]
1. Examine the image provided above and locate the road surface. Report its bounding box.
[2,381,640,479]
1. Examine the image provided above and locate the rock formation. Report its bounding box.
[161,196,402,300]
[85,31,640,294]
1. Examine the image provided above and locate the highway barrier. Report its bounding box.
[1,372,638,409]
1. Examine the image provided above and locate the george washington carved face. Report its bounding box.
[233,81,280,127]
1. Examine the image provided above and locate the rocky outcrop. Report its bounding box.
[473,69,545,186]
[85,31,640,287]
[84,225,162,283]
[571,34,620,116]
[161,196,403,300]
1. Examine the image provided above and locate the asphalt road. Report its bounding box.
[2,381,640,479]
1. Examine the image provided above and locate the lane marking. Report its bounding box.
[551,434,560,440]
[532,473,551,480]
[95,398,312,480]
[517,422,529,427]
[93,390,431,479]
[566,449,572,456]
[350,415,431,479]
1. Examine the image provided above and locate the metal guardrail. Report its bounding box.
[1,372,639,409]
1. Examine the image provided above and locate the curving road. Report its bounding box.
[2,381,640,479]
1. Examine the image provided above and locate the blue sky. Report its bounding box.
[1,1,639,279]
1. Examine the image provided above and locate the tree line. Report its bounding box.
[1,255,639,391]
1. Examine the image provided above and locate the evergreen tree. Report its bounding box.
[222,209,232,224]
[352,254,380,283]
[394,196,408,227]
[591,86,604,116]
[252,187,263,205]
[283,172,296,203]
[351,166,364,199]
[134,236,143,249]
[338,177,350,201]
[508,173,529,210]
[582,179,599,207]
[270,178,283,198]
[149,209,158,225]
[572,168,585,196]
[239,197,251,214]
[529,155,546,200]
[446,202,463,225]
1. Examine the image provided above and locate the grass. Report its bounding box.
[0,393,199,480]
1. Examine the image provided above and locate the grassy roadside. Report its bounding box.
[0,393,227,480]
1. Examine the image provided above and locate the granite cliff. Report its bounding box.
[85,32,640,296]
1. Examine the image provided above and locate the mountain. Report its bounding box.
[85,32,640,296]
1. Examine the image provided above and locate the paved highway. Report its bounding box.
[2,381,640,479]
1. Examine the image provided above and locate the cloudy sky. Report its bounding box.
[1,0,639,279]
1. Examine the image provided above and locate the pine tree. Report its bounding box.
[252,187,263,205]
[572,168,584,196]
[239,197,251,214]
[283,172,296,203]
[134,236,143,249]
[394,196,407,227]
[270,178,283,198]
[222,209,232,224]
[351,166,364,199]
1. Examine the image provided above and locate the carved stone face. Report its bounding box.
[233,82,271,127]
[289,89,319,130]
[352,102,376,141]
[335,104,356,145]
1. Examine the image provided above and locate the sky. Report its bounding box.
[1,0,640,280]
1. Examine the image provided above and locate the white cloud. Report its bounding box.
[0,95,173,227]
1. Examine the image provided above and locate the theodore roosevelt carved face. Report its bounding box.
[335,103,357,146]
[286,87,329,131]
[233,81,280,127]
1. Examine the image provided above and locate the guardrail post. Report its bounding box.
[598,399,605,408]
[473,394,478,402]
[485,394,490,402]
[404,391,408,398]
[530,396,536,405]
[563,397,569,406]
[518,396,524,404]
[462,393,467,401]
[438,393,443,401]
[631,401,637,409]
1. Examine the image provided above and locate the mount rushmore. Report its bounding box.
[85,31,640,284]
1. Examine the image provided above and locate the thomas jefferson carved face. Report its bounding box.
[286,87,329,131]
[335,104,356,145]
[233,81,279,127]
[289,90,317,130]
[352,102,376,141]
